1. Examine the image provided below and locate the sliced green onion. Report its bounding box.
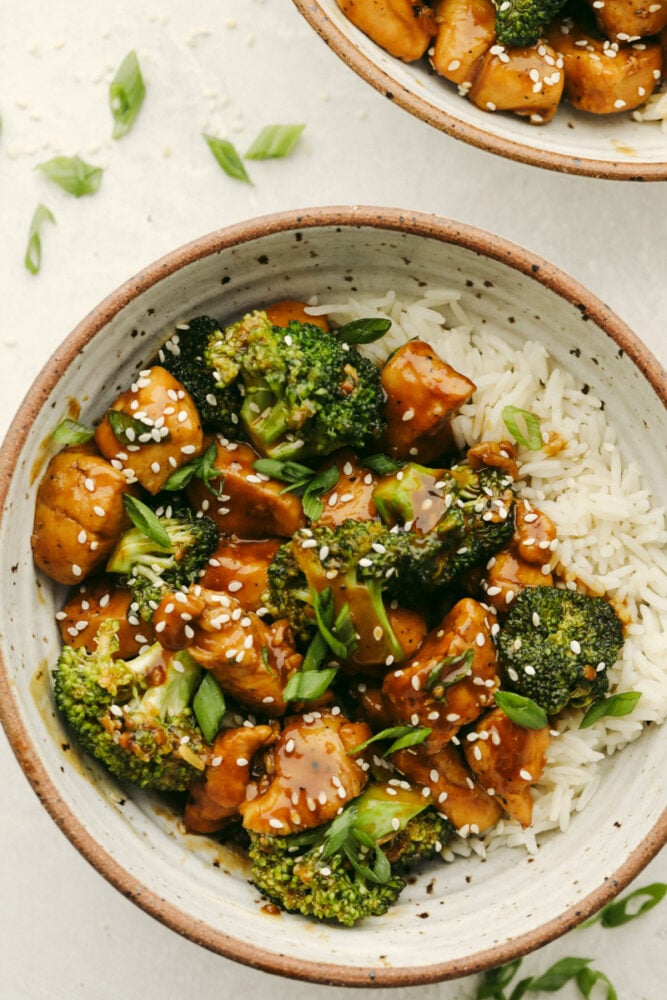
[584,882,667,928]
[203,133,251,183]
[345,828,392,884]
[283,667,338,703]
[320,804,358,858]
[193,672,227,744]
[245,124,305,160]
[109,50,146,139]
[474,959,524,1000]
[502,405,543,450]
[253,457,313,483]
[36,155,103,197]
[575,967,617,1000]
[424,649,473,694]
[164,442,222,497]
[107,409,156,445]
[311,587,349,660]
[360,454,405,476]
[122,494,171,548]
[494,690,548,729]
[528,957,593,992]
[24,203,55,275]
[348,724,432,757]
[51,417,94,445]
[579,691,641,729]
[336,317,392,345]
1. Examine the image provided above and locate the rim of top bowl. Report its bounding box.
[1,206,666,986]
[291,0,667,181]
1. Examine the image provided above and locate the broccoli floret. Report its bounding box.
[205,310,385,461]
[498,586,625,715]
[158,315,245,437]
[494,0,567,48]
[247,783,450,925]
[106,496,219,621]
[53,620,209,791]
[372,461,515,590]
[266,519,409,665]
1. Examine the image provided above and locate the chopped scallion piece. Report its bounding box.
[579,691,641,729]
[109,50,146,139]
[36,155,103,197]
[494,690,548,729]
[283,667,338,703]
[203,134,251,183]
[122,495,171,549]
[348,724,432,757]
[52,417,94,445]
[583,882,667,927]
[502,405,543,450]
[24,203,55,275]
[245,124,305,160]
[193,672,227,744]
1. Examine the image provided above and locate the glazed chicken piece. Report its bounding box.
[336,0,437,62]
[187,438,306,539]
[317,450,379,527]
[152,586,301,716]
[483,500,557,612]
[240,710,372,835]
[391,742,503,834]
[57,575,154,657]
[31,444,133,585]
[584,0,667,42]
[382,598,499,751]
[264,299,330,332]
[184,725,277,834]
[468,42,565,124]
[95,366,204,494]
[381,340,476,463]
[463,707,552,827]
[547,21,662,114]
[429,0,497,86]
[198,537,281,611]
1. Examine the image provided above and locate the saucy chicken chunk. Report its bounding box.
[381,340,476,462]
[483,500,557,611]
[240,710,372,834]
[463,707,552,827]
[392,742,503,833]
[95,366,204,494]
[198,537,281,610]
[336,0,437,62]
[430,0,497,86]
[584,0,667,42]
[184,725,277,834]
[317,450,379,527]
[264,299,330,332]
[547,20,662,114]
[187,438,306,538]
[153,586,301,716]
[382,597,499,751]
[32,444,133,585]
[57,576,154,658]
[469,42,565,124]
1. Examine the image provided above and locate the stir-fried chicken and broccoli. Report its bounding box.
[336,0,667,126]
[32,298,629,926]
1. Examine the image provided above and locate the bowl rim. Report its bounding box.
[1,205,666,986]
[291,0,667,182]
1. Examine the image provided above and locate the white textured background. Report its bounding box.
[0,1,665,996]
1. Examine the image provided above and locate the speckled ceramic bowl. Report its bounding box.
[0,207,666,986]
[292,0,667,180]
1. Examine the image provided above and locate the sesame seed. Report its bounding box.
[83,477,95,492]
[227,580,243,592]
[570,639,581,654]
[268,818,284,829]
[519,769,532,781]
[401,408,415,422]
[71,564,82,577]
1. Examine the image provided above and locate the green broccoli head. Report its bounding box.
[494,0,567,48]
[157,315,245,437]
[54,622,209,791]
[266,519,409,665]
[205,311,385,461]
[498,586,625,715]
[247,782,449,926]
[106,495,219,621]
[372,460,515,591]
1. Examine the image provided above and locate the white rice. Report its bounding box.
[307,289,667,855]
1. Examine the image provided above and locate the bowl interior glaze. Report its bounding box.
[292,0,667,180]
[0,208,666,986]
